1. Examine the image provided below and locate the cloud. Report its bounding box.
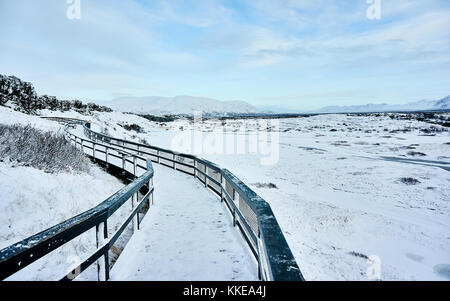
[0,0,449,108]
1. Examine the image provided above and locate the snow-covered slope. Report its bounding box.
[317,96,450,113]
[435,96,450,110]
[0,106,126,280]
[101,95,260,116]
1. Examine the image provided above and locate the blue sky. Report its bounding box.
[0,0,449,110]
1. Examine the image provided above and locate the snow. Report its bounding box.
[0,106,62,132]
[0,106,128,280]
[110,164,257,281]
[0,162,125,280]
[100,95,260,116]
[316,95,450,113]
[7,106,450,280]
[54,110,450,281]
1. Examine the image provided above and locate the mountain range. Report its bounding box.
[315,96,450,113]
[99,94,450,116]
[101,96,260,116]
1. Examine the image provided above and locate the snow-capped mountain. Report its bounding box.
[434,95,450,109]
[316,96,450,113]
[102,96,260,116]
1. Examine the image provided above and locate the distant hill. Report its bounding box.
[434,95,450,110]
[102,96,260,116]
[316,96,450,113]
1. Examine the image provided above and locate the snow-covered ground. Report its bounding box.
[0,107,126,280]
[110,164,257,281]
[38,109,450,281]
[0,107,257,281]
[4,105,449,281]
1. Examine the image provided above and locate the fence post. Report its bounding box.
[194,159,197,179]
[220,174,224,203]
[257,234,263,281]
[132,193,139,232]
[96,221,108,281]
[105,147,109,168]
[150,178,154,205]
[232,189,236,227]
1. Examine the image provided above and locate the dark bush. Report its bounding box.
[400,178,421,185]
[0,124,90,173]
[120,123,144,133]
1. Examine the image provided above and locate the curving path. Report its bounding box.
[68,124,257,280]
[110,163,257,280]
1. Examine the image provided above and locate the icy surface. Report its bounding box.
[110,164,257,281]
[35,108,450,280]
[0,107,126,280]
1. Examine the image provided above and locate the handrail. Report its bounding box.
[2,116,304,281]
[0,119,155,281]
[76,117,304,281]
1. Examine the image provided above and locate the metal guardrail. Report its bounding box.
[1,116,304,281]
[77,118,304,281]
[0,119,155,281]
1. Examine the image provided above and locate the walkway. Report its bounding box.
[109,164,257,281]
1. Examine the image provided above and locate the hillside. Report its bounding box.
[317,96,450,113]
[102,95,260,116]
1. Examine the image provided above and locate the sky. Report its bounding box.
[0,0,449,111]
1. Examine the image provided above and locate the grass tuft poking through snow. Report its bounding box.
[0,123,90,173]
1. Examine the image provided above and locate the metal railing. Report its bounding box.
[0,119,155,281]
[1,116,304,281]
[78,119,304,281]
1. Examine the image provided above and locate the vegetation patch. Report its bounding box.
[119,123,144,133]
[400,177,421,185]
[252,182,278,189]
[0,124,90,173]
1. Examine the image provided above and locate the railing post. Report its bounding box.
[257,234,263,281]
[105,147,109,168]
[133,157,137,177]
[194,159,198,179]
[96,221,108,281]
[149,177,154,205]
[220,174,224,203]
[173,154,176,170]
[232,189,236,227]
[157,150,160,164]
[132,193,139,233]
[205,166,208,188]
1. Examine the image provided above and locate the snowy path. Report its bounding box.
[110,164,257,281]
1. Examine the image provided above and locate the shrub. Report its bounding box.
[400,177,421,185]
[120,123,144,133]
[0,124,90,173]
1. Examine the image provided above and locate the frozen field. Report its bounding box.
[56,110,450,281]
[23,108,450,280]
